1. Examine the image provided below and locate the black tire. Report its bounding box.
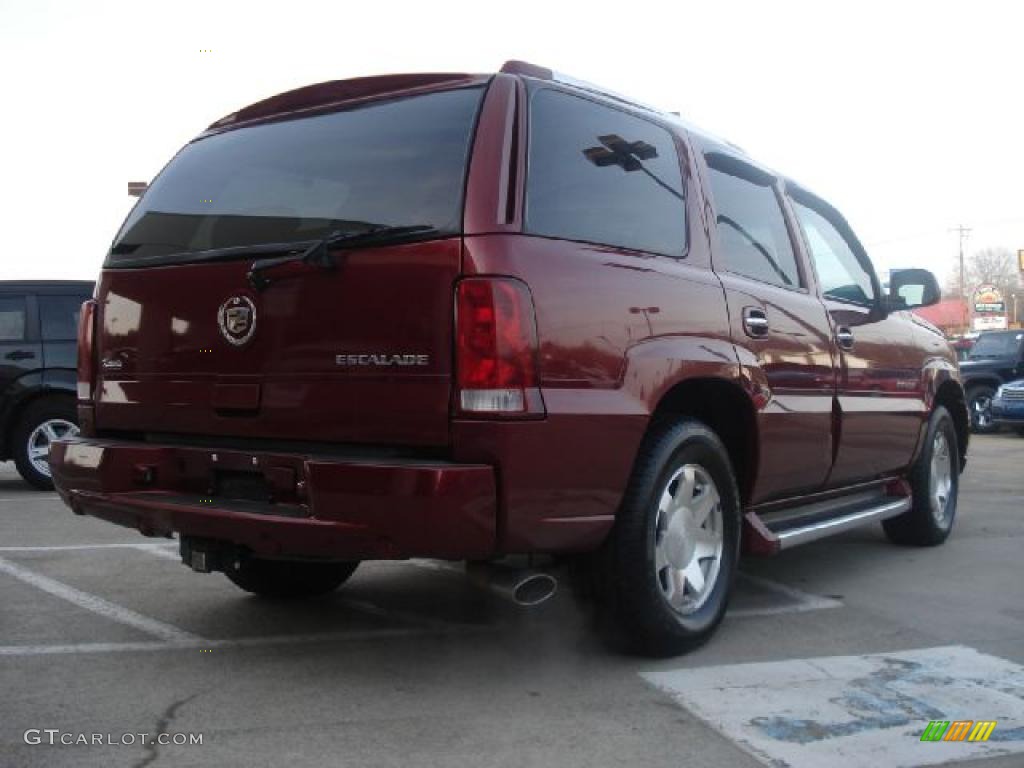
[966,385,998,434]
[599,418,741,657]
[226,559,359,598]
[883,405,959,547]
[12,396,79,491]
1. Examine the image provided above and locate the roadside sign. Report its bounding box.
[972,284,1005,314]
[1019,249,1024,272]
[973,315,1008,331]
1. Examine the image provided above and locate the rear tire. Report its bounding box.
[12,396,79,491]
[226,559,359,598]
[599,418,741,657]
[883,405,959,547]
[966,385,998,434]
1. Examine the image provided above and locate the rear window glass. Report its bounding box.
[525,89,687,257]
[968,332,1023,359]
[39,295,85,341]
[108,87,485,267]
[0,297,27,341]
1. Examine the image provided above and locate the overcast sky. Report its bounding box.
[1,0,1021,287]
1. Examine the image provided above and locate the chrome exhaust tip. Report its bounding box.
[466,562,558,606]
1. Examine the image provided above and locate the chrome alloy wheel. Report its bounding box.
[27,419,78,478]
[929,431,954,526]
[653,464,724,615]
[972,394,992,428]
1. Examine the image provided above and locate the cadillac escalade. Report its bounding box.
[51,61,969,656]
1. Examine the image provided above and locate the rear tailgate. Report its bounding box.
[93,79,489,448]
[94,239,459,446]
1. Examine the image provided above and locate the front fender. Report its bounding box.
[916,356,968,468]
[920,357,957,405]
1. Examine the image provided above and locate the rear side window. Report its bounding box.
[108,87,485,266]
[39,295,85,341]
[0,297,27,341]
[525,89,687,257]
[791,200,875,306]
[706,165,801,289]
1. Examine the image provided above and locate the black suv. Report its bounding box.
[0,281,94,489]
[959,329,1024,433]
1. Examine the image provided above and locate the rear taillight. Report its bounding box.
[455,277,544,416]
[77,299,98,401]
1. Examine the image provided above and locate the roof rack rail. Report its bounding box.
[499,60,750,157]
[500,60,665,116]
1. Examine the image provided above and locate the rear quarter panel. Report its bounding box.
[457,234,738,552]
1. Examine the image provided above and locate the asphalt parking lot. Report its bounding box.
[1,435,1022,768]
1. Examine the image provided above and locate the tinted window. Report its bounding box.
[525,89,686,257]
[707,166,801,288]
[0,297,27,341]
[792,201,875,305]
[108,87,485,266]
[40,295,85,341]
[968,332,1023,360]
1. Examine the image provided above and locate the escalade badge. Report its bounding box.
[218,295,257,346]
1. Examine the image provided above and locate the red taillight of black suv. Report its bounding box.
[455,277,544,417]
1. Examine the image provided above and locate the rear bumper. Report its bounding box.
[49,437,496,560]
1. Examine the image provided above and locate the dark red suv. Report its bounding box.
[51,61,968,655]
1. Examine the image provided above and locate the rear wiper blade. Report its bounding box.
[247,225,438,291]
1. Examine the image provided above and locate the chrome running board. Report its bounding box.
[772,497,911,550]
[744,486,912,555]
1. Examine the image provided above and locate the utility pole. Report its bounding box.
[949,224,972,299]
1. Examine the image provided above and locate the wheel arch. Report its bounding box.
[933,379,969,469]
[963,376,1003,392]
[649,377,758,507]
[920,359,969,470]
[0,385,77,458]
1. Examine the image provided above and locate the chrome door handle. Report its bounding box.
[836,325,855,350]
[742,307,769,338]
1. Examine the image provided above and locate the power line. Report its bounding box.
[864,216,1024,248]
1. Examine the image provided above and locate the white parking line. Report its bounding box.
[0,627,448,657]
[409,559,843,617]
[406,558,463,574]
[129,543,181,560]
[729,572,843,618]
[0,544,482,655]
[0,542,176,553]
[2,547,840,619]
[0,555,200,643]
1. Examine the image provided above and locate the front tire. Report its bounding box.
[966,385,998,434]
[12,397,79,491]
[600,418,741,657]
[226,559,359,598]
[883,405,959,547]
